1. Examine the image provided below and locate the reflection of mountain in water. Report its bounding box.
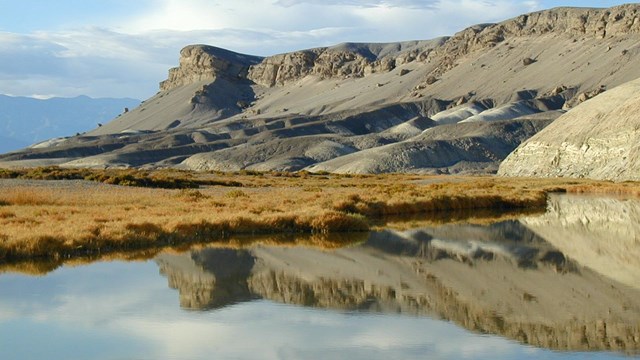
[157,249,256,310]
[522,194,640,290]
[156,219,640,353]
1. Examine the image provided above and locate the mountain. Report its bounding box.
[0,136,28,154]
[0,95,140,154]
[498,77,640,181]
[1,4,640,173]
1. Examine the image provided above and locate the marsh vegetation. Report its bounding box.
[0,167,638,267]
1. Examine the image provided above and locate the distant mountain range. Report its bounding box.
[0,95,139,154]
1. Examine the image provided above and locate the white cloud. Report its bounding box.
[274,0,440,8]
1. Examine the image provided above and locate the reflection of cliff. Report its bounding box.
[521,194,640,289]
[157,249,256,310]
[156,221,640,352]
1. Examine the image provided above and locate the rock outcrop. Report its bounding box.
[427,5,640,75]
[159,45,262,91]
[250,5,640,89]
[498,77,640,181]
[247,40,443,87]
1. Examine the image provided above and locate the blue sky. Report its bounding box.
[0,0,633,99]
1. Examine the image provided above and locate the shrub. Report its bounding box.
[125,222,165,242]
[309,211,369,233]
[24,167,87,180]
[0,169,20,179]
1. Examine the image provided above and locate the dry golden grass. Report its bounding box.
[374,207,545,230]
[0,170,637,269]
[0,188,58,206]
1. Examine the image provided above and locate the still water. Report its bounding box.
[1,194,639,360]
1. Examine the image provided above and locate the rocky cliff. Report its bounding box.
[160,45,262,91]
[248,5,640,93]
[427,5,640,75]
[247,40,441,87]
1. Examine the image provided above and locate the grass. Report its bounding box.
[0,166,243,189]
[0,168,638,272]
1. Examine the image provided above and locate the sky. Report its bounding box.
[0,0,633,99]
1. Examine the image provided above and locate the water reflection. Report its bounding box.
[522,194,640,289]
[158,216,640,353]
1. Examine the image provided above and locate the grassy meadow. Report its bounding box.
[0,166,638,271]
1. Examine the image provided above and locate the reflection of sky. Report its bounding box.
[0,261,630,360]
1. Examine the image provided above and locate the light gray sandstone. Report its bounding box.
[498,77,640,181]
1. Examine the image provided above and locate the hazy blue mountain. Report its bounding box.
[0,95,140,153]
[0,135,28,154]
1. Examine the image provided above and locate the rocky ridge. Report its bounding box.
[247,40,442,87]
[248,5,640,92]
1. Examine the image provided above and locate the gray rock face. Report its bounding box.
[159,45,263,91]
[498,78,640,181]
[247,40,443,87]
[249,5,640,89]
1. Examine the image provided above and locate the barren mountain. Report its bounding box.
[2,4,640,173]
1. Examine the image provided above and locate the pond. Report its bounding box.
[1,194,639,360]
